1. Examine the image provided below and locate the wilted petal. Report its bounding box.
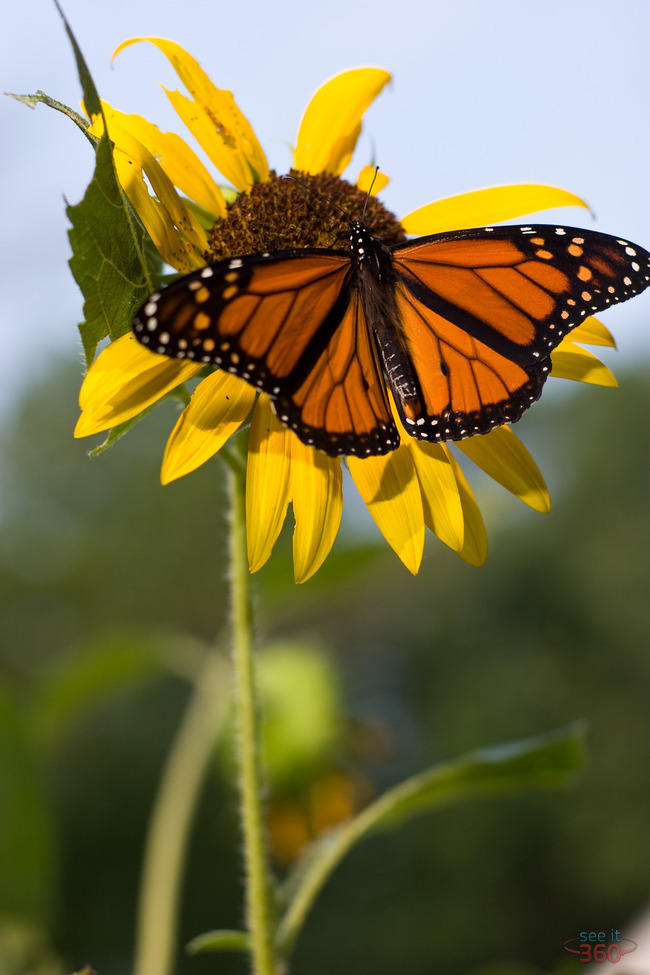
[75,334,200,437]
[114,38,269,189]
[246,398,292,572]
[291,439,343,584]
[455,426,550,513]
[294,68,391,176]
[161,372,255,484]
[444,449,487,567]
[570,317,616,348]
[551,343,617,386]
[409,440,464,552]
[356,165,389,195]
[89,105,206,270]
[348,448,424,574]
[400,184,589,235]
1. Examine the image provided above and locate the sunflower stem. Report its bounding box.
[228,443,279,975]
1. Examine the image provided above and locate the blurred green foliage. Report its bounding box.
[0,356,647,974]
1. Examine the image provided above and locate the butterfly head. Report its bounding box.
[349,220,375,266]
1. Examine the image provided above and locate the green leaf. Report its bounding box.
[52,0,100,116]
[7,90,93,143]
[68,132,161,366]
[276,724,585,956]
[186,930,250,955]
[51,2,161,365]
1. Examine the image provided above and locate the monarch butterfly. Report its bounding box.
[132,218,650,457]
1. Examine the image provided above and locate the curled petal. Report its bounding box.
[246,398,292,572]
[103,108,226,219]
[161,372,255,484]
[89,104,206,270]
[101,104,207,251]
[114,37,269,189]
[444,449,487,567]
[75,335,200,437]
[551,343,617,386]
[570,316,616,348]
[348,449,424,574]
[356,165,390,196]
[290,439,343,584]
[294,67,391,176]
[400,184,589,235]
[455,426,550,513]
[409,441,465,552]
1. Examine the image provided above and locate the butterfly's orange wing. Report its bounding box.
[388,225,650,440]
[133,251,397,456]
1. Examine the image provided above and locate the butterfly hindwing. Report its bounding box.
[388,281,548,441]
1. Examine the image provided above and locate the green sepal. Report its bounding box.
[183,197,219,230]
[218,184,239,203]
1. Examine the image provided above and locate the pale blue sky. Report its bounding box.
[3,0,650,414]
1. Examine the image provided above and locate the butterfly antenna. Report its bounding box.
[361,166,380,222]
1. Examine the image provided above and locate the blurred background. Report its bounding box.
[2,1,649,973]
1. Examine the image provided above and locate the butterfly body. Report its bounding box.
[133,219,650,457]
[349,220,421,407]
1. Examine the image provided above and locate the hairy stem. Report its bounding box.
[228,446,279,974]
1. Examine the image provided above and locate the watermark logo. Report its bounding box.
[563,929,637,964]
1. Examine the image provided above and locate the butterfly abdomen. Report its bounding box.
[353,222,421,405]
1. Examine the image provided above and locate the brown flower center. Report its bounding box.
[205,170,406,260]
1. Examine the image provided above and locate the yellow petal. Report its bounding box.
[75,334,200,437]
[570,316,617,348]
[161,372,255,484]
[114,38,269,189]
[246,398,292,572]
[102,104,207,250]
[90,104,205,271]
[347,449,424,574]
[290,439,343,584]
[400,184,589,235]
[551,343,618,387]
[409,441,465,552]
[444,449,487,567]
[294,68,391,176]
[103,107,226,219]
[388,383,464,552]
[455,426,550,513]
[356,165,390,196]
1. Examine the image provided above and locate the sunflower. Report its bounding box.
[74,38,618,582]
